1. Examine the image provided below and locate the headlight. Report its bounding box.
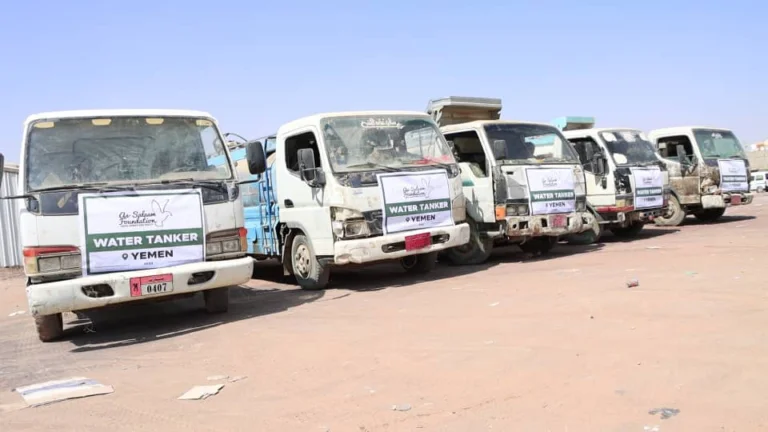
[206,242,223,255]
[452,196,466,223]
[703,185,718,194]
[38,256,62,273]
[576,200,586,212]
[22,246,80,275]
[616,199,628,208]
[206,228,248,257]
[331,207,371,239]
[506,204,529,216]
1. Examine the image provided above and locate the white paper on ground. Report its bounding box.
[14,377,114,407]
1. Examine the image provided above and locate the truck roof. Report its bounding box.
[25,109,216,123]
[648,126,733,137]
[562,127,644,140]
[427,96,502,127]
[439,119,556,134]
[277,110,431,134]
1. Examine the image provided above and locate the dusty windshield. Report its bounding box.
[599,130,659,165]
[693,129,747,159]
[322,115,456,173]
[483,123,579,164]
[25,116,232,191]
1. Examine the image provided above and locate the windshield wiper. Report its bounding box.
[29,182,136,193]
[144,178,229,192]
[343,162,399,172]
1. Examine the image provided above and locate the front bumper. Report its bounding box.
[334,223,471,264]
[701,192,754,209]
[26,257,254,316]
[503,211,591,239]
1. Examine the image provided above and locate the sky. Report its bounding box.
[0,0,766,163]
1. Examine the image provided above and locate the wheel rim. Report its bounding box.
[401,255,417,269]
[294,244,311,278]
[662,197,679,220]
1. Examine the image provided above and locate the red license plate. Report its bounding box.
[551,214,567,228]
[731,195,742,205]
[405,233,432,251]
[130,274,174,297]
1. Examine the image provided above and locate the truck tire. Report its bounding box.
[291,234,330,290]
[655,194,685,226]
[566,211,601,245]
[35,313,63,342]
[401,251,438,274]
[442,220,493,265]
[694,208,725,223]
[519,237,557,255]
[610,221,644,238]
[203,287,229,314]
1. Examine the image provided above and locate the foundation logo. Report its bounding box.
[403,178,436,200]
[541,174,559,188]
[118,199,173,228]
[642,177,654,186]
[726,165,740,174]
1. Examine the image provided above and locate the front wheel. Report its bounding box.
[291,234,330,290]
[655,194,686,227]
[442,219,493,265]
[401,252,438,274]
[203,287,229,314]
[519,237,557,255]
[35,313,63,342]
[694,208,725,223]
[610,221,644,238]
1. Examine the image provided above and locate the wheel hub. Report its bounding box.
[294,244,311,277]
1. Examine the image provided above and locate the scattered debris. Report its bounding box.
[178,384,224,400]
[626,279,640,288]
[644,426,660,432]
[391,403,412,412]
[7,310,25,317]
[14,377,113,407]
[489,302,500,307]
[207,375,229,381]
[685,271,697,276]
[590,315,594,319]
[646,246,662,250]
[228,375,247,383]
[484,340,495,345]
[649,407,680,419]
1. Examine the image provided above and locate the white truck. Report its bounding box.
[426,97,593,264]
[237,111,471,290]
[553,117,670,243]
[0,110,258,342]
[648,127,753,225]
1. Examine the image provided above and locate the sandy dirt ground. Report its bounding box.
[1,196,768,431]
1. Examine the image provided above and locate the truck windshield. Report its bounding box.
[693,129,747,159]
[25,116,232,191]
[599,130,659,165]
[483,123,579,164]
[321,115,456,173]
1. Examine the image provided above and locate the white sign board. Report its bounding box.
[78,190,205,275]
[631,167,664,209]
[377,169,454,234]
[525,168,576,215]
[717,159,748,192]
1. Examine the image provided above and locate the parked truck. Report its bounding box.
[235,111,471,290]
[553,117,670,243]
[647,126,753,225]
[0,110,257,342]
[426,97,594,264]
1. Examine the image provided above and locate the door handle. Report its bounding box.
[284,199,294,208]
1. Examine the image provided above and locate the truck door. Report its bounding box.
[444,129,496,223]
[657,134,700,205]
[275,129,334,256]
[569,136,616,207]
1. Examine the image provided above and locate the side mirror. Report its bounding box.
[676,144,691,166]
[491,140,508,160]
[584,143,595,162]
[246,140,266,175]
[593,154,606,176]
[298,148,325,187]
[0,153,4,189]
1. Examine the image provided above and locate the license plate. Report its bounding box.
[731,195,742,205]
[130,274,174,297]
[551,214,567,228]
[405,233,432,251]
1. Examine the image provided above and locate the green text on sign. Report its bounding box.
[86,228,204,252]
[385,199,451,217]
[530,190,575,202]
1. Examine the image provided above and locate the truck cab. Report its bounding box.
[0,110,257,342]
[648,127,753,225]
[237,111,471,290]
[427,97,593,264]
[554,117,670,242]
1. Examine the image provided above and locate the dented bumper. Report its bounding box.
[503,211,592,238]
[701,192,753,209]
[26,257,254,316]
[333,223,470,265]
